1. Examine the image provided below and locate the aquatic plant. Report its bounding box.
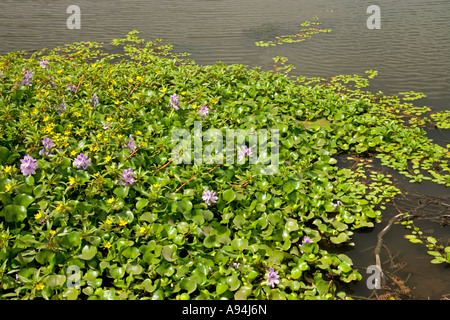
[0,30,448,300]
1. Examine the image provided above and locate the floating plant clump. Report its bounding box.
[0,30,448,300]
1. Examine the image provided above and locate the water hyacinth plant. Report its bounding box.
[0,30,448,301]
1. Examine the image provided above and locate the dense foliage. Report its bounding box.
[0,31,448,300]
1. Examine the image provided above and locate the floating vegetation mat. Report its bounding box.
[0,31,448,300]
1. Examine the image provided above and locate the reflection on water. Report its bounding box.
[0,0,449,299]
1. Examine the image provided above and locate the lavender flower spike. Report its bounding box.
[20,69,34,86]
[90,93,99,108]
[237,145,252,162]
[73,153,91,170]
[119,168,136,186]
[39,137,55,158]
[266,267,280,288]
[202,190,218,206]
[333,200,343,211]
[125,134,136,152]
[39,60,49,69]
[170,93,180,110]
[198,105,209,118]
[20,155,38,176]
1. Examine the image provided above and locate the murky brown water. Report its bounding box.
[0,0,449,299]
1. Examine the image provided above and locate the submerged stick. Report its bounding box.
[374,213,405,286]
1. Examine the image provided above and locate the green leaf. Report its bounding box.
[0,147,10,164]
[135,198,149,212]
[285,220,299,232]
[177,199,193,213]
[180,278,197,294]
[61,231,82,248]
[110,266,125,279]
[79,245,98,260]
[162,245,177,261]
[216,283,228,295]
[231,238,248,251]
[114,186,129,198]
[122,247,140,260]
[45,275,66,288]
[234,285,252,300]
[14,194,34,208]
[4,204,27,222]
[36,250,55,265]
[330,232,349,244]
[222,189,236,202]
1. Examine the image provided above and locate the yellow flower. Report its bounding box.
[136,131,142,136]
[5,184,13,192]
[139,226,147,234]
[35,283,45,290]
[192,104,198,110]
[107,197,115,204]
[105,155,112,162]
[74,112,82,118]
[105,218,113,225]
[49,230,56,236]
[69,177,76,185]
[34,212,43,220]
[152,184,160,188]
[90,146,97,152]
[106,117,113,122]
[181,91,186,96]
[96,133,102,138]
[212,99,218,104]
[156,70,160,74]
[161,87,167,93]
[94,172,100,178]
[104,242,112,249]
[128,78,134,83]
[4,166,12,173]
[64,130,71,136]
[136,76,143,82]
[119,220,127,227]
[111,79,117,85]
[70,150,77,156]
[56,204,63,211]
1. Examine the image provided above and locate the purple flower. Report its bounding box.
[20,69,34,86]
[39,137,55,158]
[20,155,38,176]
[39,60,49,69]
[66,84,77,92]
[124,135,136,153]
[299,236,314,253]
[90,93,99,108]
[198,105,209,118]
[237,145,252,162]
[169,94,179,110]
[333,200,343,211]
[102,121,110,130]
[266,267,280,288]
[56,98,66,115]
[73,153,91,170]
[119,168,136,186]
[230,262,240,268]
[202,190,218,206]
